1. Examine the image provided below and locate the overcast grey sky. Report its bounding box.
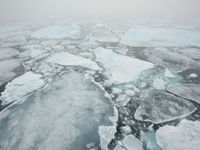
[0,0,199,19]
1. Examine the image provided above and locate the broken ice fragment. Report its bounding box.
[98,126,116,150]
[152,77,166,90]
[48,52,101,70]
[164,69,175,78]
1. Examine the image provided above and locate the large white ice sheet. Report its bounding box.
[94,47,153,83]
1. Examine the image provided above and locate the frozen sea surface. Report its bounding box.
[156,120,200,150]
[0,71,116,150]
[134,89,196,124]
[0,19,200,150]
[121,27,200,47]
[167,83,200,104]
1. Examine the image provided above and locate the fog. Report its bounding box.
[0,0,200,20]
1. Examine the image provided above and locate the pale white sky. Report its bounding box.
[0,0,199,19]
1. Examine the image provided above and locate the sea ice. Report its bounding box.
[0,48,19,60]
[0,59,22,87]
[156,120,200,150]
[48,52,101,70]
[123,135,143,150]
[139,48,200,72]
[152,77,166,90]
[164,69,175,78]
[20,48,45,59]
[32,25,80,39]
[120,27,200,47]
[0,71,115,150]
[98,126,116,150]
[0,71,45,105]
[134,90,196,124]
[167,83,200,104]
[94,47,153,83]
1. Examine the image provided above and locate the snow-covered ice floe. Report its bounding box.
[20,48,46,59]
[156,120,200,150]
[48,52,101,70]
[31,25,80,39]
[0,71,45,105]
[122,135,143,150]
[94,47,153,83]
[134,90,196,124]
[0,71,116,150]
[167,83,200,104]
[120,27,200,47]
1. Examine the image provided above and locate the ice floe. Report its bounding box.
[20,48,45,59]
[134,90,196,124]
[0,71,45,105]
[123,135,143,150]
[94,47,153,83]
[138,48,200,72]
[152,77,167,90]
[0,71,115,150]
[121,27,200,47]
[98,126,116,150]
[48,52,101,70]
[32,25,80,39]
[156,120,200,150]
[167,83,200,104]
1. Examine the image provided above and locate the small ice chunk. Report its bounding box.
[188,73,198,78]
[120,126,132,135]
[152,77,166,90]
[48,52,101,70]
[156,120,200,150]
[94,47,153,83]
[125,90,136,97]
[116,94,131,107]
[20,48,44,59]
[32,25,80,39]
[167,83,200,104]
[112,88,122,94]
[0,71,45,105]
[164,69,175,78]
[98,126,116,150]
[123,135,143,150]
